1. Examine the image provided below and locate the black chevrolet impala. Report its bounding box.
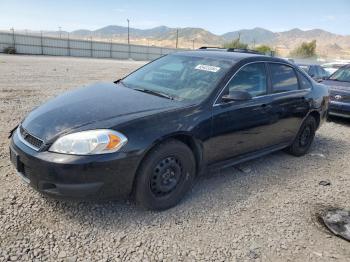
[9,49,329,210]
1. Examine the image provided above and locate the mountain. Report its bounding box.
[71,25,221,44]
[71,25,173,38]
[61,25,350,58]
[222,27,276,44]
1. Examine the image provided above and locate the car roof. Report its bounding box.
[297,63,315,66]
[322,62,349,67]
[173,50,289,64]
[341,64,350,69]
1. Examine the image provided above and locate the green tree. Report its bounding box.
[254,45,272,54]
[290,40,317,58]
[223,38,248,49]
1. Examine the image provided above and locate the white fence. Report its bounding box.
[0,32,186,61]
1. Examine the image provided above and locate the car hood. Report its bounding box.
[322,80,350,92]
[22,82,184,142]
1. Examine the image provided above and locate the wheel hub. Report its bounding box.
[299,126,311,147]
[151,156,182,197]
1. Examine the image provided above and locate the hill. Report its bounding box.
[53,25,350,59]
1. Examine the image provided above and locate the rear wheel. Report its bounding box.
[286,116,317,156]
[134,140,196,210]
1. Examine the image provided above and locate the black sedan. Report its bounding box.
[322,64,350,118]
[297,63,330,82]
[9,49,329,210]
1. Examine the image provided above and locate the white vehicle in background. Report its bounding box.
[322,62,349,75]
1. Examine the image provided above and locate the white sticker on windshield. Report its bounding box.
[195,64,221,73]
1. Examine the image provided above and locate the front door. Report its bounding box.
[205,62,277,164]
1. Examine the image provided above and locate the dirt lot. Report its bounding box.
[0,54,349,261]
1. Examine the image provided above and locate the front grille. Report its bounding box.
[19,126,44,150]
[329,90,350,103]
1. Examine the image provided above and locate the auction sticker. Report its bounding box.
[195,64,221,72]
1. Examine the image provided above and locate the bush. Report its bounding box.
[223,38,248,49]
[3,46,16,54]
[290,40,317,58]
[254,45,273,54]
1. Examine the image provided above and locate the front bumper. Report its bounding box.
[9,130,141,199]
[329,101,350,118]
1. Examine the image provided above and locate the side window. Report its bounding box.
[308,66,316,77]
[315,66,324,77]
[269,63,299,93]
[319,66,329,78]
[227,63,267,97]
[297,71,313,89]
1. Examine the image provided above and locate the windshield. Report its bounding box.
[329,67,350,82]
[122,54,233,102]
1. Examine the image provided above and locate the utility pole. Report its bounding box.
[90,36,93,57]
[192,39,195,50]
[67,32,70,56]
[58,26,62,38]
[147,39,150,60]
[127,19,130,59]
[10,27,15,49]
[110,38,113,58]
[175,28,179,48]
[40,30,43,55]
[127,19,130,45]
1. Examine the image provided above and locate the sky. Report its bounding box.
[0,0,349,35]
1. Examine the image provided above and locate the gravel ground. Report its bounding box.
[0,54,349,262]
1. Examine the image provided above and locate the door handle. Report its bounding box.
[261,104,272,110]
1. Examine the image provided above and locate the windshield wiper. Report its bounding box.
[114,79,126,85]
[133,88,175,100]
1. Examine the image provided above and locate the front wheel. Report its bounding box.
[134,140,196,210]
[286,116,317,156]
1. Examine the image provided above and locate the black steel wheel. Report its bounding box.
[286,116,317,156]
[150,156,182,197]
[135,139,196,210]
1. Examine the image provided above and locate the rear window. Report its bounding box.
[269,63,299,93]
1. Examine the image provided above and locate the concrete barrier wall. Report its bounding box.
[0,32,187,61]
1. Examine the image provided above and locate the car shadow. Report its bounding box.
[41,133,349,230]
[327,116,350,126]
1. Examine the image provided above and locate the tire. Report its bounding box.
[286,116,317,156]
[134,139,196,210]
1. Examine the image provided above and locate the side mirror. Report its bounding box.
[221,90,252,102]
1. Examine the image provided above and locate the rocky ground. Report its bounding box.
[0,54,349,261]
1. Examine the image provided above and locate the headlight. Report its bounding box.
[49,129,127,155]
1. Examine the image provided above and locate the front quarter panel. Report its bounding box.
[114,104,211,164]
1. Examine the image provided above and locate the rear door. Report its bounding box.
[266,63,311,144]
[206,62,276,164]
